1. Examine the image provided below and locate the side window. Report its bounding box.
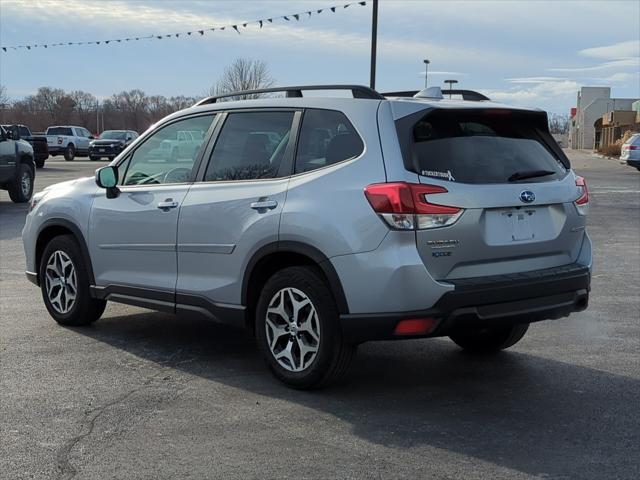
[19,126,30,137]
[295,109,364,174]
[204,111,294,182]
[122,114,215,186]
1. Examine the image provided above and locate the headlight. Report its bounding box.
[29,192,47,212]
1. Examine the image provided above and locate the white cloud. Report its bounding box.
[549,58,639,73]
[506,76,569,84]
[580,40,640,60]
[482,80,581,110]
[419,71,468,77]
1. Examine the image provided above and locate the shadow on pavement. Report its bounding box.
[75,310,639,479]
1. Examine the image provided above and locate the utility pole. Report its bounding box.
[423,59,430,88]
[369,0,378,90]
[96,100,100,134]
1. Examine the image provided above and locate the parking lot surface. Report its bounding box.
[1,152,639,479]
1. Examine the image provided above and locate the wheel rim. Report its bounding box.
[20,171,31,197]
[265,287,320,372]
[44,250,77,314]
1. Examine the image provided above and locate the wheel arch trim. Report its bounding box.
[242,241,350,315]
[35,218,95,286]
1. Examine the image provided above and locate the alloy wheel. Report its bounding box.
[20,171,31,197]
[265,287,320,372]
[44,250,77,314]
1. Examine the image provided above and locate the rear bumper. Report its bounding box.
[340,263,590,343]
[626,159,640,168]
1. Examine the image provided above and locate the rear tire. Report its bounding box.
[39,235,106,326]
[64,144,75,161]
[35,158,45,168]
[8,163,34,203]
[449,323,529,353]
[255,266,356,389]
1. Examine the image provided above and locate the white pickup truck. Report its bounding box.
[45,126,94,161]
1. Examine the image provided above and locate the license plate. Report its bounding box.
[99,148,105,152]
[502,209,535,241]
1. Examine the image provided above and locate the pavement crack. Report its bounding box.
[55,351,191,479]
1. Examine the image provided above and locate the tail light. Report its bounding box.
[623,145,638,150]
[364,182,463,230]
[574,176,589,216]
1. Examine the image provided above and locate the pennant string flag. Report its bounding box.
[1,1,367,53]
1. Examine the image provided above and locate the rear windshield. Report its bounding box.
[396,109,568,184]
[47,127,72,136]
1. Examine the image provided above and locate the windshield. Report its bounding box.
[100,131,127,140]
[396,109,568,184]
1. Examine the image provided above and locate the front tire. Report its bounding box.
[255,266,356,389]
[8,163,34,203]
[64,144,76,161]
[35,158,45,168]
[89,155,99,161]
[39,235,106,326]
[449,323,529,353]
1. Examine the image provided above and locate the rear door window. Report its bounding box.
[204,111,295,181]
[47,127,73,136]
[397,109,567,184]
[294,109,364,174]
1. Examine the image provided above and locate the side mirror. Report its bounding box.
[89,135,95,139]
[126,136,132,141]
[7,125,20,140]
[95,166,119,198]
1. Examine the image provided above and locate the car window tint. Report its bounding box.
[122,114,215,186]
[294,109,363,174]
[204,111,294,181]
[401,110,566,184]
[19,126,30,137]
[47,127,72,136]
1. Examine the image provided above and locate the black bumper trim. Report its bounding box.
[25,271,38,286]
[340,263,590,343]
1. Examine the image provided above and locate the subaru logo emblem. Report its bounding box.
[520,190,535,203]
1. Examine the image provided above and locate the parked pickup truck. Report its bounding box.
[0,125,35,203]
[2,125,49,168]
[45,125,94,161]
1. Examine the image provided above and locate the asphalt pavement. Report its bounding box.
[1,151,639,479]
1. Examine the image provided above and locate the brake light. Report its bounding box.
[625,145,638,150]
[364,182,463,230]
[574,176,589,216]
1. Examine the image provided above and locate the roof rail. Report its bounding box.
[195,84,385,106]
[382,88,490,101]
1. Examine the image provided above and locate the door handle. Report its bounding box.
[250,199,278,210]
[157,199,179,211]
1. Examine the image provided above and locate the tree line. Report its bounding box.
[0,59,274,134]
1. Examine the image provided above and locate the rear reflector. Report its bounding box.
[394,317,438,336]
[364,182,463,230]
[574,176,589,216]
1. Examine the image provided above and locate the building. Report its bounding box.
[568,86,638,150]
[598,110,638,148]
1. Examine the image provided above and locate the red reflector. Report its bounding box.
[394,318,437,336]
[575,175,589,205]
[364,182,460,215]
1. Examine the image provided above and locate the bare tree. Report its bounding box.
[0,85,10,123]
[209,58,274,100]
[112,89,149,132]
[69,90,97,130]
[549,113,570,135]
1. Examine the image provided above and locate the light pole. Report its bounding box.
[423,59,430,88]
[444,79,458,98]
[369,0,378,89]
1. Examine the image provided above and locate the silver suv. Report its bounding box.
[22,85,592,389]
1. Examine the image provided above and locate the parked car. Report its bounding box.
[89,130,139,161]
[23,85,592,389]
[621,133,640,170]
[45,125,94,161]
[0,124,35,203]
[2,124,48,168]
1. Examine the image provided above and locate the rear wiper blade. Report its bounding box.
[508,170,556,182]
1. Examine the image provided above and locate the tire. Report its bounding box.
[8,163,34,203]
[449,323,529,353]
[89,155,99,161]
[35,158,45,168]
[255,266,356,389]
[64,144,76,161]
[39,235,106,326]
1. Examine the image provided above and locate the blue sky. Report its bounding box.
[1,0,638,113]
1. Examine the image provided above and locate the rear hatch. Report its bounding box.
[394,107,587,280]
